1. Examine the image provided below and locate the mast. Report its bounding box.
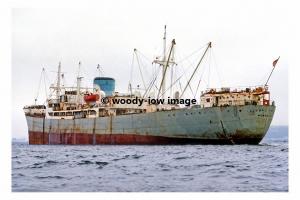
[153,25,177,99]
[163,25,167,63]
[162,25,167,99]
[157,39,176,99]
[56,62,61,99]
[170,45,175,98]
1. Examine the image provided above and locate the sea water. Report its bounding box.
[11,126,288,192]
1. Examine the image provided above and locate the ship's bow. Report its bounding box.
[229,105,276,144]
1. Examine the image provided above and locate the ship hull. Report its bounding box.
[25,105,275,145]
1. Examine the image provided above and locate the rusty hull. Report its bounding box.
[25,105,275,145]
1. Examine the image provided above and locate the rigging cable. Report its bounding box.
[134,49,147,90]
[158,52,203,99]
[128,51,135,94]
[211,48,224,86]
[183,49,201,96]
[34,68,44,104]
[176,44,207,64]
[46,70,57,99]
[180,42,212,98]
[136,50,152,85]
[142,65,161,98]
[194,48,211,99]
[159,52,207,99]
[137,49,161,92]
[135,49,153,64]
[207,49,212,88]
[176,48,200,97]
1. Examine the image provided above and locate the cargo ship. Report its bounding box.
[23,27,276,145]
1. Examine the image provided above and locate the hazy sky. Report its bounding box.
[12,0,289,139]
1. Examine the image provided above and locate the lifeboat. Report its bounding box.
[84,93,100,102]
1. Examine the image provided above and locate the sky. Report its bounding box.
[11,0,289,139]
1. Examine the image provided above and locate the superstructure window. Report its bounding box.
[89,110,96,115]
[59,112,66,116]
[54,112,59,116]
[66,112,73,116]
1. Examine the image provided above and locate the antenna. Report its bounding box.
[97,64,101,77]
[78,61,81,77]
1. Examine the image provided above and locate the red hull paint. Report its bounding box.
[29,131,183,145]
[28,131,262,145]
